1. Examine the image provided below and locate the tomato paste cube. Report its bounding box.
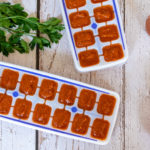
[94,5,114,23]
[39,79,58,100]
[65,0,86,9]
[33,104,51,125]
[69,11,90,28]
[13,99,32,120]
[19,74,38,95]
[78,89,97,111]
[103,44,124,62]
[71,113,90,134]
[1,69,19,90]
[78,49,100,67]
[74,30,95,48]
[0,94,12,115]
[58,84,77,106]
[97,94,116,116]
[98,25,119,42]
[91,119,110,140]
[52,109,71,130]
[91,0,108,3]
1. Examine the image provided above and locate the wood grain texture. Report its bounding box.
[125,0,150,149]
[0,0,37,149]
[0,0,150,149]
[38,0,125,149]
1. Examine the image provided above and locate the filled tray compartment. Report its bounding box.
[59,0,128,72]
[0,62,120,145]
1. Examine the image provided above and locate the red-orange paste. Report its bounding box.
[69,10,90,28]
[13,99,32,120]
[39,79,58,100]
[91,0,108,3]
[52,109,71,130]
[91,118,110,140]
[94,5,114,23]
[103,44,124,62]
[98,25,119,42]
[19,74,38,95]
[1,69,19,90]
[0,94,12,115]
[32,104,51,125]
[78,49,100,67]
[65,0,86,9]
[58,84,77,106]
[74,30,95,48]
[97,94,116,116]
[71,113,90,135]
[78,89,97,111]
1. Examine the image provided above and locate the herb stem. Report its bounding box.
[0,27,36,37]
[0,16,39,26]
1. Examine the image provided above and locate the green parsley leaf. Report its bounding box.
[0,3,64,56]
[20,40,29,53]
[29,37,51,50]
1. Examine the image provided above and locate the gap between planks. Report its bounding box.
[35,0,41,150]
[35,0,126,150]
[122,1,126,150]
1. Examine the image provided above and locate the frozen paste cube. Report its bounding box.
[78,89,97,111]
[97,94,116,116]
[1,69,19,90]
[32,104,51,125]
[98,25,119,42]
[39,79,58,100]
[52,109,71,130]
[78,49,100,67]
[13,98,32,120]
[103,44,124,62]
[69,11,90,28]
[65,0,86,9]
[0,93,12,115]
[91,118,110,140]
[19,74,38,95]
[71,113,90,135]
[74,30,95,48]
[91,0,108,3]
[94,5,114,23]
[58,84,77,106]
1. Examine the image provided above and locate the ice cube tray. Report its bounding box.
[59,0,128,72]
[0,62,120,145]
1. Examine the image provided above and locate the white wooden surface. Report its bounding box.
[125,0,150,149]
[0,0,36,150]
[0,0,150,150]
[39,0,124,149]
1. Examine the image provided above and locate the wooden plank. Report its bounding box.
[125,0,150,149]
[0,0,37,149]
[39,0,125,150]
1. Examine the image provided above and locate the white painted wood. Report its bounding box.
[0,0,36,149]
[39,0,125,149]
[0,0,37,68]
[125,0,150,150]
[2,0,150,149]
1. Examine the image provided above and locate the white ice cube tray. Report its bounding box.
[59,0,128,72]
[0,62,120,145]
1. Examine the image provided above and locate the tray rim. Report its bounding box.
[0,61,120,145]
[59,0,129,72]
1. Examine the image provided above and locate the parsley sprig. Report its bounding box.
[0,2,65,56]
